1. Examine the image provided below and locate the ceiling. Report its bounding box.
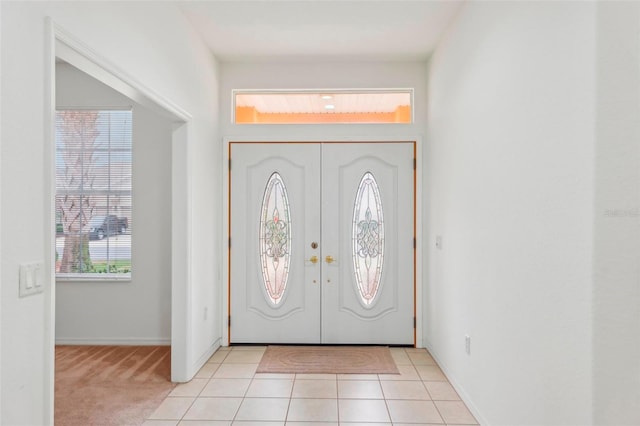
[180,1,465,62]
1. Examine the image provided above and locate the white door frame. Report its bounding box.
[222,138,424,348]
[44,19,193,424]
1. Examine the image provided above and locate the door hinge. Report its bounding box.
[228,315,231,326]
[413,158,416,170]
[413,238,416,249]
[228,158,231,170]
[228,237,231,249]
[413,317,416,328]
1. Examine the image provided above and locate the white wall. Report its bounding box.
[0,2,3,420]
[426,2,595,425]
[1,2,220,424]
[593,2,640,425]
[54,63,172,344]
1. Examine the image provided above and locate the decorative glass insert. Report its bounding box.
[352,172,384,306]
[260,172,292,305]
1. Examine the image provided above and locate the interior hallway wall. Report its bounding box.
[426,2,595,424]
[1,2,220,424]
[55,63,172,344]
[593,2,640,424]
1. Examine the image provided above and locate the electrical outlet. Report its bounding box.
[465,335,471,355]
[436,235,443,250]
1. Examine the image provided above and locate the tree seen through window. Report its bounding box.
[55,109,132,277]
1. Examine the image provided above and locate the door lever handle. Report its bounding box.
[325,255,336,264]
[307,255,319,264]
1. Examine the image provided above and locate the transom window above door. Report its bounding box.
[234,90,413,124]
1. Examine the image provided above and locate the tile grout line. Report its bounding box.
[411,348,446,425]
[411,347,440,422]
[381,351,394,424]
[334,372,340,424]
[230,347,243,424]
[179,357,216,424]
[283,368,297,423]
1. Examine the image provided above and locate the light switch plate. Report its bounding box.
[19,262,44,297]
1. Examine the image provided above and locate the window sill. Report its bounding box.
[56,273,131,282]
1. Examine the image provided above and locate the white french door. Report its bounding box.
[229,142,414,345]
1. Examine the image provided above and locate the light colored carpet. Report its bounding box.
[55,345,175,426]
[257,345,400,374]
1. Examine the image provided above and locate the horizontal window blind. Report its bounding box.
[55,110,132,279]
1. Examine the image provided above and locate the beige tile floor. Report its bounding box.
[144,346,478,426]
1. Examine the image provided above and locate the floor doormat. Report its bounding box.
[257,345,400,374]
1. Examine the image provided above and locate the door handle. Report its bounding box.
[325,255,336,264]
[307,255,319,264]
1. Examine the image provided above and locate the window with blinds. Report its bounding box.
[55,109,132,279]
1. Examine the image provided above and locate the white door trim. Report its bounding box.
[222,137,424,348]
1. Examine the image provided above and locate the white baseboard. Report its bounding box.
[424,339,489,426]
[55,337,171,345]
[184,338,221,380]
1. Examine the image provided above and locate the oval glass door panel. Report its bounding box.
[352,172,384,306]
[260,172,292,305]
